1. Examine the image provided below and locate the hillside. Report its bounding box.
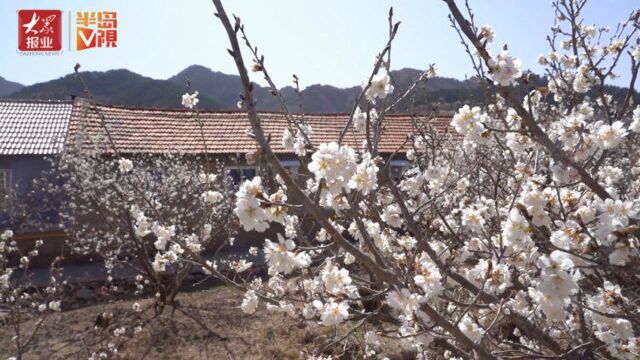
[7,69,221,109]
[5,65,637,113]
[0,76,24,97]
[5,65,485,112]
[169,64,361,112]
[168,65,490,112]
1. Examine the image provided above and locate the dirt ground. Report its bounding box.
[0,286,409,360]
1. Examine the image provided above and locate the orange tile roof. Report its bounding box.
[67,102,452,155]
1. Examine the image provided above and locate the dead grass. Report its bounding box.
[0,286,407,359]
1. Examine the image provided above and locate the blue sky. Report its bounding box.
[0,0,637,88]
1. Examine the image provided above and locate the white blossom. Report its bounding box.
[234,177,270,232]
[633,46,640,61]
[451,105,489,144]
[364,69,394,102]
[48,301,61,311]
[386,289,425,316]
[308,142,357,195]
[201,190,223,204]
[488,50,522,86]
[240,289,258,314]
[480,24,495,44]
[381,204,403,228]
[608,242,631,266]
[1,230,13,241]
[264,234,309,274]
[118,158,133,173]
[458,314,484,342]
[318,300,349,326]
[629,106,640,133]
[348,153,378,195]
[573,65,596,93]
[181,91,199,108]
[321,262,352,295]
[414,253,443,298]
[596,121,628,149]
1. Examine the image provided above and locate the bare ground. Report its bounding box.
[0,286,410,360]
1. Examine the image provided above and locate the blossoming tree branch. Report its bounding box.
[203,0,640,358]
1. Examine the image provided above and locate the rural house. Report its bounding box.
[0,99,72,231]
[2,97,451,263]
[66,99,451,179]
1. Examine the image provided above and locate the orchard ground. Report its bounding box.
[0,285,409,359]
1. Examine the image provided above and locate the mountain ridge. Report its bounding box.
[4,65,482,112]
[6,69,222,109]
[3,65,636,113]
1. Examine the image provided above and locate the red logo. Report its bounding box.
[18,10,62,52]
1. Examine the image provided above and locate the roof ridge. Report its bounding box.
[0,98,74,105]
[0,98,454,118]
[91,102,452,117]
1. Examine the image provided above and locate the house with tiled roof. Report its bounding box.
[1,97,453,212]
[68,100,451,155]
[67,98,452,183]
[0,99,72,222]
[2,97,453,206]
[1,97,452,263]
[0,99,73,254]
